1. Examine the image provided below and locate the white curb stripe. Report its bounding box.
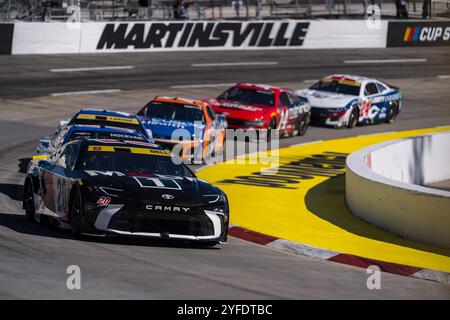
[412,269,449,283]
[267,239,339,260]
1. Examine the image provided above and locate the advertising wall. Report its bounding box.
[387,21,450,47]
[303,20,388,49]
[0,23,14,55]
[83,21,310,53]
[7,20,450,55]
[10,20,389,55]
[12,22,82,54]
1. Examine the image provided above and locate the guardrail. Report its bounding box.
[346,131,450,248]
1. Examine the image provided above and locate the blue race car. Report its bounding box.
[35,125,154,156]
[56,109,153,140]
[137,97,227,162]
[295,74,402,128]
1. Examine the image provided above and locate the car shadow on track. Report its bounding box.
[0,183,23,202]
[304,175,450,257]
[0,212,219,250]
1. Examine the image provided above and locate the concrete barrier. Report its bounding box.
[346,131,450,248]
[10,20,388,55]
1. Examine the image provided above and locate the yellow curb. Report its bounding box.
[198,127,450,272]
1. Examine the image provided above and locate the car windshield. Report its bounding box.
[68,131,146,143]
[218,87,275,106]
[139,102,204,122]
[310,80,360,96]
[76,149,194,177]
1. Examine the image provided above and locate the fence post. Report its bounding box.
[245,0,249,19]
[256,0,261,18]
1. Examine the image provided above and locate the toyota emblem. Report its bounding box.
[162,194,174,200]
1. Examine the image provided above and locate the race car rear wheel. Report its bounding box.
[387,102,398,123]
[70,188,84,238]
[24,180,35,222]
[347,108,358,129]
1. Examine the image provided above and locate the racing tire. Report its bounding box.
[267,118,277,142]
[297,113,310,136]
[347,107,358,129]
[387,102,398,124]
[24,180,35,222]
[70,187,84,239]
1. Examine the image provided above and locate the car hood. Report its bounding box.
[140,117,204,140]
[295,89,358,109]
[83,172,222,206]
[207,98,271,120]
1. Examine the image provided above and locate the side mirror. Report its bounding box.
[214,115,227,129]
[146,129,154,142]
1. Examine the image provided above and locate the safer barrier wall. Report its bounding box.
[10,20,388,55]
[4,20,450,55]
[346,131,450,248]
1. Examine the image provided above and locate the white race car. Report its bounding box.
[296,74,402,128]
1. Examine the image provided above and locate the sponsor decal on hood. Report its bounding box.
[211,99,264,112]
[145,118,203,129]
[296,89,358,109]
[142,118,205,139]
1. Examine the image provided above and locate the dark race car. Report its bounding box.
[205,83,311,137]
[23,139,229,246]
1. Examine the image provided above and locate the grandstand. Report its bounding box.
[0,0,448,21]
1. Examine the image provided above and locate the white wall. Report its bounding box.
[346,131,450,248]
[12,22,82,55]
[368,132,450,185]
[10,20,388,55]
[302,20,388,49]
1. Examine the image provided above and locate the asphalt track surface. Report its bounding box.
[0,48,449,299]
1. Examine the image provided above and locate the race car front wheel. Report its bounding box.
[24,180,35,222]
[297,113,310,136]
[70,188,84,238]
[347,108,358,129]
[387,102,398,123]
[267,117,277,141]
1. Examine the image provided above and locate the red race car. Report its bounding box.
[205,83,310,137]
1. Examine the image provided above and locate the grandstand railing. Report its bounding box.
[0,0,449,21]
